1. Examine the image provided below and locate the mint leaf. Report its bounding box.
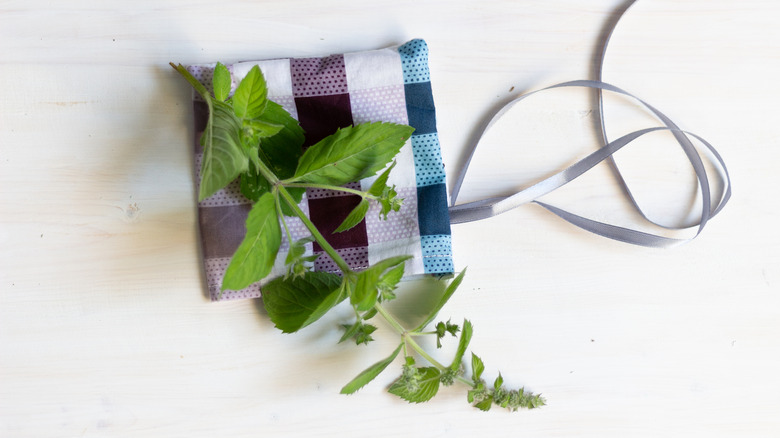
[474,396,493,411]
[222,192,281,291]
[471,353,485,383]
[232,65,268,119]
[239,160,272,202]
[199,100,249,201]
[212,62,231,102]
[334,199,369,233]
[261,271,345,333]
[368,161,396,197]
[351,256,411,311]
[377,263,404,302]
[341,343,403,395]
[291,122,414,186]
[388,366,441,403]
[257,101,304,179]
[449,319,473,373]
[245,118,284,139]
[414,268,467,332]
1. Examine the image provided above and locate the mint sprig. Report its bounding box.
[172,62,544,412]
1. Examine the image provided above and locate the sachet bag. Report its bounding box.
[186,39,453,300]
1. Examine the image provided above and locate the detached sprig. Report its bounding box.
[171,62,545,412]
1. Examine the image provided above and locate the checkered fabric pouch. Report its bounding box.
[187,39,453,301]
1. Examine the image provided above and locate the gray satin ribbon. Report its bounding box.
[448,2,731,248]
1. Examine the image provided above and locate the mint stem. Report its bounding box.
[374,302,406,336]
[405,335,447,370]
[277,184,352,274]
[284,182,374,199]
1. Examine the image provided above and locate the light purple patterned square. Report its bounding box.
[349,85,409,125]
[314,246,369,273]
[364,186,420,245]
[290,55,349,97]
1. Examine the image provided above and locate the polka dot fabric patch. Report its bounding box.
[187,39,454,301]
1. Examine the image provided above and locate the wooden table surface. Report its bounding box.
[2,1,779,436]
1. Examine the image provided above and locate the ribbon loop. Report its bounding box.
[448,81,731,247]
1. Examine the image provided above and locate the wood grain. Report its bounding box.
[1,1,779,436]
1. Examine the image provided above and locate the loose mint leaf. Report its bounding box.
[291,122,414,186]
[334,199,369,233]
[232,65,268,120]
[414,268,467,332]
[449,319,473,373]
[388,367,441,403]
[262,271,345,333]
[199,100,249,201]
[222,193,281,291]
[471,353,485,383]
[212,62,231,102]
[341,343,403,395]
[368,160,397,197]
[351,256,411,311]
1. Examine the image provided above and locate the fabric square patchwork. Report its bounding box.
[187,39,454,301]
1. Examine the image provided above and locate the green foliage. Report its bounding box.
[231,65,268,119]
[351,256,411,311]
[290,122,414,186]
[389,361,441,404]
[414,268,467,332]
[198,100,249,201]
[261,271,344,333]
[221,193,281,291]
[212,62,231,102]
[340,343,403,395]
[334,199,369,233]
[171,61,544,413]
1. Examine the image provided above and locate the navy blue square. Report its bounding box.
[404,82,437,135]
[416,183,451,236]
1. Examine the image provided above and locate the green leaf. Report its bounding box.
[449,319,473,372]
[232,65,268,119]
[334,199,369,233]
[414,268,467,332]
[261,271,345,333]
[199,100,249,201]
[368,160,397,197]
[239,162,272,202]
[339,321,362,344]
[257,101,304,179]
[388,367,441,403]
[378,264,404,302]
[170,63,209,100]
[245,118,284,139]
[221,193,281,291]
[474,396,493,411]
[291,122,414,186]
[341,344,404,394]
[351,256,411,311]
[378,185,403,220]
[212,62,231,102]
[340,343,403,395]
[471,353,485,383]
[494,373,504,390]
